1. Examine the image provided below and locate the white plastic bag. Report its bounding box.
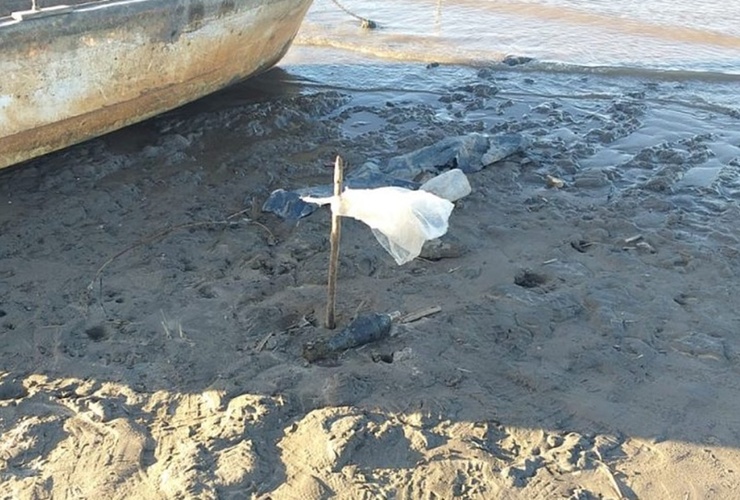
[303,186,454,265]
[302,168,471,265]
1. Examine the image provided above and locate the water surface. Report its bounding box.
[295,0,740,77]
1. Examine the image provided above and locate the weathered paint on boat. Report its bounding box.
[0,0,313,169]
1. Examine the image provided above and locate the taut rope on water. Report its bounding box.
[329,0,377,29]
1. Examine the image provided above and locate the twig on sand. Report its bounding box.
[160,309,172,339]
[352,300,368,321]
[160,310,194,346]
[325,156,344,329]
[598,460,627,500]
[87,208,274,291]
[255,331,275,352]
[594,448,628,500]
[400,306,442,324]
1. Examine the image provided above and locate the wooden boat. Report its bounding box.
[0,0,313,169]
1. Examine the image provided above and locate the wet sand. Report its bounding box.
[2,59,740,499]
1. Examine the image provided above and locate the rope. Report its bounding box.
[329,0,377,29]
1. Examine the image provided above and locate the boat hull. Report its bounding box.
[0,0,313,169]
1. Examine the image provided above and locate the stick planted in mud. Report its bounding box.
[326,156,344,329]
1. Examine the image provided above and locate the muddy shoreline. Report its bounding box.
[2,62,740,498]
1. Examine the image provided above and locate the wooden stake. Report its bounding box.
[326,156,344,329]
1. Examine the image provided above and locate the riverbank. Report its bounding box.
[1,59,740,498]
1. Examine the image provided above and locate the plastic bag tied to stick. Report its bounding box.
[303,169,470,265]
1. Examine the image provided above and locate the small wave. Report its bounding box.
[294,34,740,83]
[294,34,501,65]
[298,0,740,79]
[505,61,740,83]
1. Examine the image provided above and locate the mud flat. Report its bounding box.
[1,59,740,498]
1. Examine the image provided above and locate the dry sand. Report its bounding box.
[2,61,740,499]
